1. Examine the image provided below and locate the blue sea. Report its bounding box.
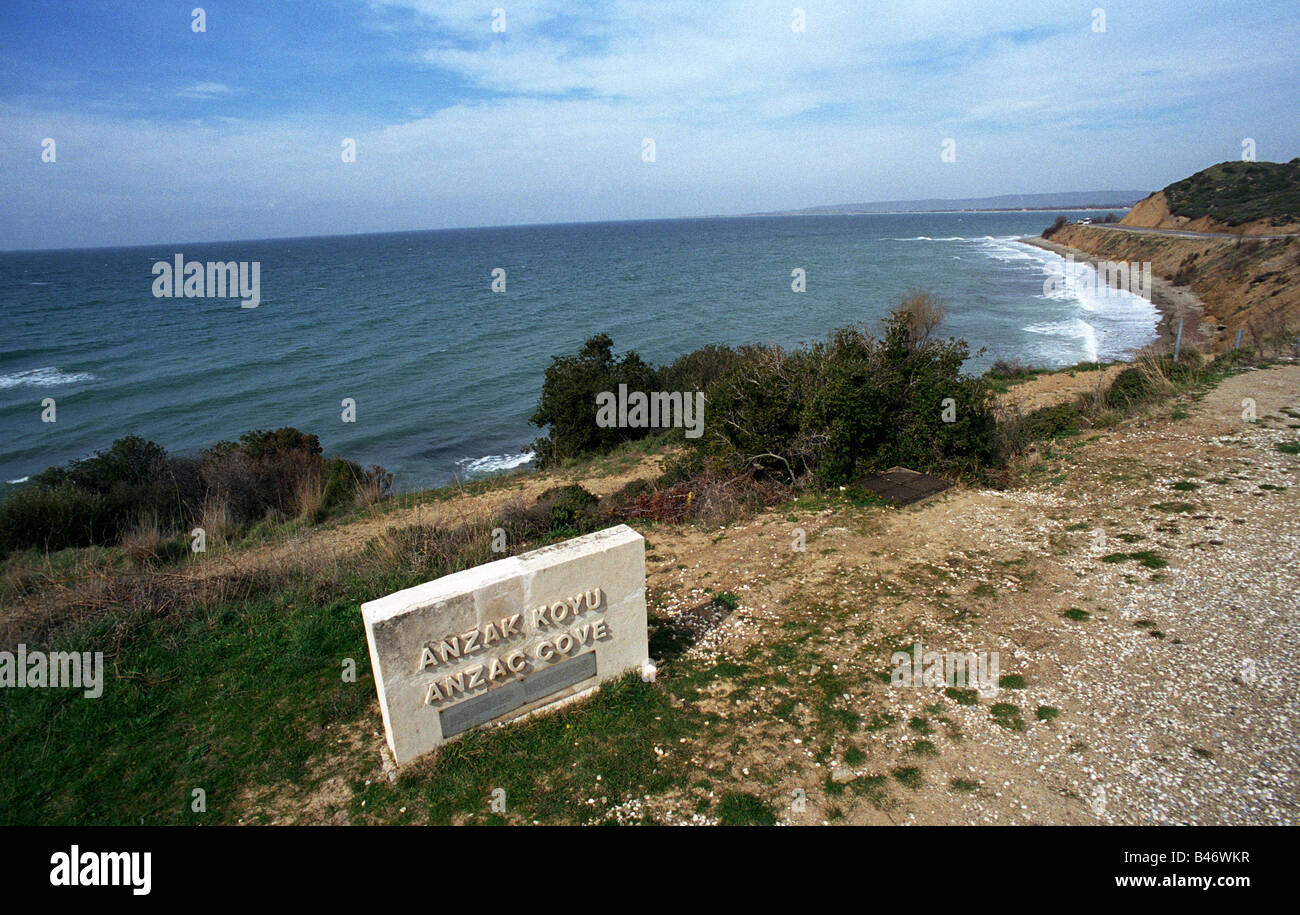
[0,211,1156,491]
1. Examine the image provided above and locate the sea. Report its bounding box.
[0,210,1157,492]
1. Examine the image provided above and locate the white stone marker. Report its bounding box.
[361,524,649,765]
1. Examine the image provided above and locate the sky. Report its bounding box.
[1,0,1297,250]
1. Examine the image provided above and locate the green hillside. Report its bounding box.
[1164,158,1300,226]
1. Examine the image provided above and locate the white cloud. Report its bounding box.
[176,82,235,99]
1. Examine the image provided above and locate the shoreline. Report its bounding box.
[1018,235,1217,352]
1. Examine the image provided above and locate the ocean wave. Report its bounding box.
[1025,318,1099,362]
[457,451,535,475]
[0,367,95,390]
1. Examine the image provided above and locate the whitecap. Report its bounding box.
[1025,318,1099,362]
[457,451,535,475]
[0,367,95,390]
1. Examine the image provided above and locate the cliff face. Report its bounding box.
[1051,223,1300,350]
[1120,190,1300,235]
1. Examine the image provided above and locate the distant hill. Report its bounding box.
[747,190,1146,217]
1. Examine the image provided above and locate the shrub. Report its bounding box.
[1019,401,1083,441]
[1042,215,1068,239]
[529,333,661,466]
[1105,367,1150,407]
[32,434,166,493]
[529,294,999,485]
[0,484,108,554]
[536,484,600,531]
[694,305,998,485]
[201,427,324,524]
[658,343,742,393]
[320,457,362,512]
[0,427,373,556]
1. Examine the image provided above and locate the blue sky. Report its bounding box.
[2,0,1297,249]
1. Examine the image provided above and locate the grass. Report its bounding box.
[989,703,1025,732]
[891,766,923,789]
[1036,706,1060,722]
[0,579,375,824]
[944,687,978,706]
[950,778,980,792]
[712,591,740,611]
[716,792,777,826]
[1063,608,1091,622]
[1102,550,1168,569]
[1277,442,1300,455]
[0,533,714,826]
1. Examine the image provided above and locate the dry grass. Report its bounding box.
[198,492,234,547]
[294,467,324,521]
[1136,347,1179,396]
[119,518,162,568]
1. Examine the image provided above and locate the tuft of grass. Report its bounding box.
[998,674,1026,690]
[712,591,740,611]
[716,792,777,826]
[944,687,979,706]
[891,766,923,789]
[1102,550,1168,569]
[1063,608,1091,622]
[950,778,980,792]
[989,703,1025,731]
[911,740,939,757]
[1036,705,1060,722]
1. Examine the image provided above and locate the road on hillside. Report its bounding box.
[1077,223,1300,240]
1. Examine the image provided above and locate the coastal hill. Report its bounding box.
[1045,160,1300,350]
[1121,159,1300,235]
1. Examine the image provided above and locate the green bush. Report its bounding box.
[529,334,662,466]
[0,427,375,556]
[698,310,997,485]
[527,298,1000,487]
[202,427,325,523]
[537,484,600,531]
[0,483,108,554]
[3,436,190,553]
[1020,402,1083,441]
[321,457,364,512]
[1106,367,1149,407]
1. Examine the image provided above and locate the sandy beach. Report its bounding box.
[1020,235,1218,352]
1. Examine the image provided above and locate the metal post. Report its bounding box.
[1234,328,1244,349]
